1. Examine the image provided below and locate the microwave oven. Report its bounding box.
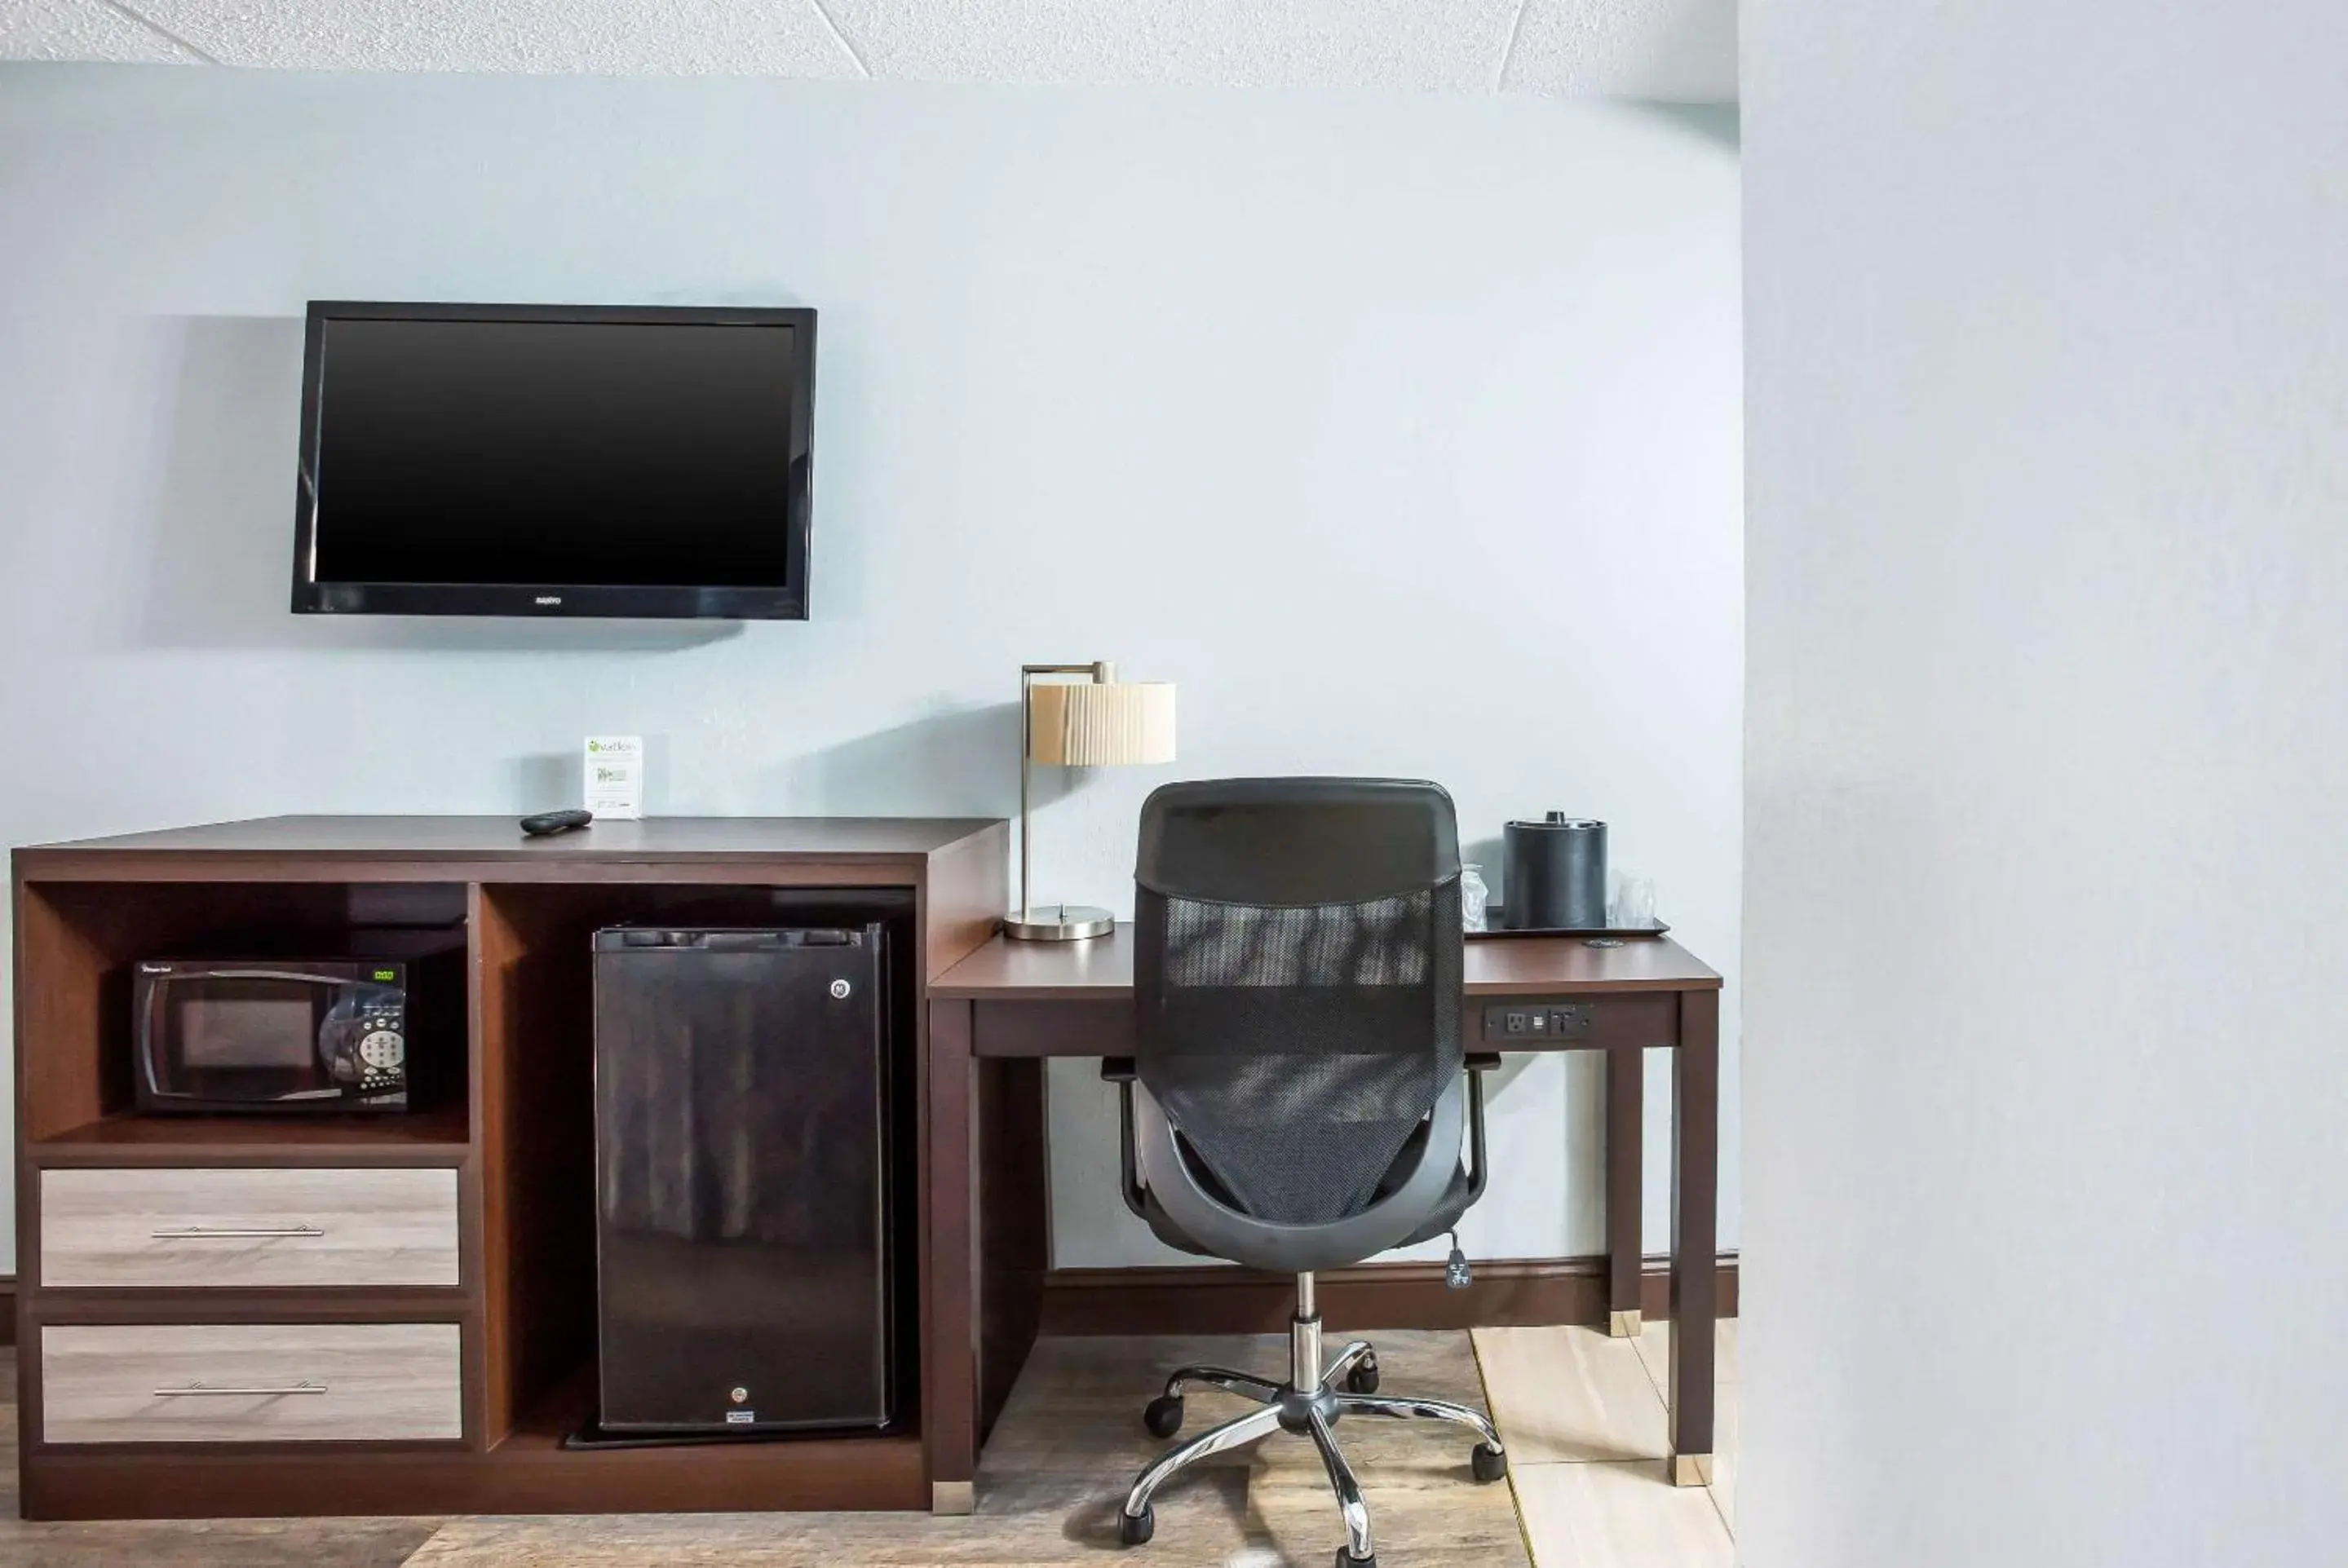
[133,955,448,1114]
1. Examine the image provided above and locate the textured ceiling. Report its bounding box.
[1,0,1737,99]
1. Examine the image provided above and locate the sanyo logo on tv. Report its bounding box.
[532,594,564,607]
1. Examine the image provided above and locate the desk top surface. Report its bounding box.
[19,815,1004,864]
[933,925,1721,998]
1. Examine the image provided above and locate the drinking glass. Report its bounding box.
[1609,871,1656,930]
[1460,863,1489,933]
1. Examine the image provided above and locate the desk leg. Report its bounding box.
[1667,988,1719,1486]
[926,999,978,1515]
[1605,1044,1644,1337]
[975,1055,1049,1449]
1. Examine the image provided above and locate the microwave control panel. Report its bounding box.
[333,992,406,1091]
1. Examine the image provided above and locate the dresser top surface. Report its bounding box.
[18,815,1005,864]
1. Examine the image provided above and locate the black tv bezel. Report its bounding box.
[291,300,816,621]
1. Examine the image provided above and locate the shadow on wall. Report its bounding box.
[514,752,575,813]
[1636,103,1740,152]
[135,315,736,654]
[1463,834,1505,904]
[779,702,1090,819]
[502,706,1096,820]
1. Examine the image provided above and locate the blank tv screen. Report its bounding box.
[310,316,801,588]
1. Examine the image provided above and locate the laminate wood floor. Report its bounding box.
[1473,1322,1740,1566]
[0,1323,1740,1566]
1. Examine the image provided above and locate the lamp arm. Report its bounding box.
[1019,669,1033,921]
[1016,662,1111,925]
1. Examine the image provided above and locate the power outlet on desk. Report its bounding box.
[1481,1002,1594,1043]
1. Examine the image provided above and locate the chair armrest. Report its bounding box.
[1102,1058,1146,1218]
[1463,1054,1497,1204]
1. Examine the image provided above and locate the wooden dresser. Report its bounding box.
[11,815,1006,1520]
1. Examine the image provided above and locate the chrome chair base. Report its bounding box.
[1117,1276,1506,1567]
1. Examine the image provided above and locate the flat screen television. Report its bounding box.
[293,302,815,619]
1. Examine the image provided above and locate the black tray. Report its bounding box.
[1470,907,1669,940]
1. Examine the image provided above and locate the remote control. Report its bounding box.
[520,809,593,837]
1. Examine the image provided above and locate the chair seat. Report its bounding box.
[1138,1119,1476,1259]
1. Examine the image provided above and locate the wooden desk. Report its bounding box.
[926,926,1726,1501]
[13,813,1723,1518]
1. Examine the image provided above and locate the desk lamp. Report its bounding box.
[1008,661,1176,941]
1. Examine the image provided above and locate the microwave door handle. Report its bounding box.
[192,969,366,987]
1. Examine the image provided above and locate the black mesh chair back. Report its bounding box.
[1134,778,1464,1228]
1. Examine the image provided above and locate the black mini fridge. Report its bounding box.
[591,924,895,1433]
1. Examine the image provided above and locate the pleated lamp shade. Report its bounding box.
[1026,681,1177,766]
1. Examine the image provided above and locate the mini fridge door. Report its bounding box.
[591,925,892,1433]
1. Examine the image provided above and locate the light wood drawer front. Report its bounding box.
[42,1323,464,1443]
[41,1166,461,1288]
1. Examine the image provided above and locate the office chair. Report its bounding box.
[1107,778,1506,1568]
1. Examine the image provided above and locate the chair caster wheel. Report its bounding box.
[1143,1395,1184,1438]
[1335,1549,1377,1567]
[1471,1442,1509,1482]
[1119,1506,1155,1546]
[1343,1354,1380,1395]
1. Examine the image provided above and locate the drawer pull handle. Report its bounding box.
[153,1380,328,1398]
[150,1224,325,1239]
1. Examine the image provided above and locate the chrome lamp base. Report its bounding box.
[1003,903,1115,942]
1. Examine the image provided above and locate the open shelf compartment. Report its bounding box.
[14,879,473,1150]
[471,881,923,1455]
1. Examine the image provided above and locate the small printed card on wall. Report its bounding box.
[585,735,644,819]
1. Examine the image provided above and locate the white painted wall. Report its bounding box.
[0,65,1742,1276]
[1743,2,2348,1562]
